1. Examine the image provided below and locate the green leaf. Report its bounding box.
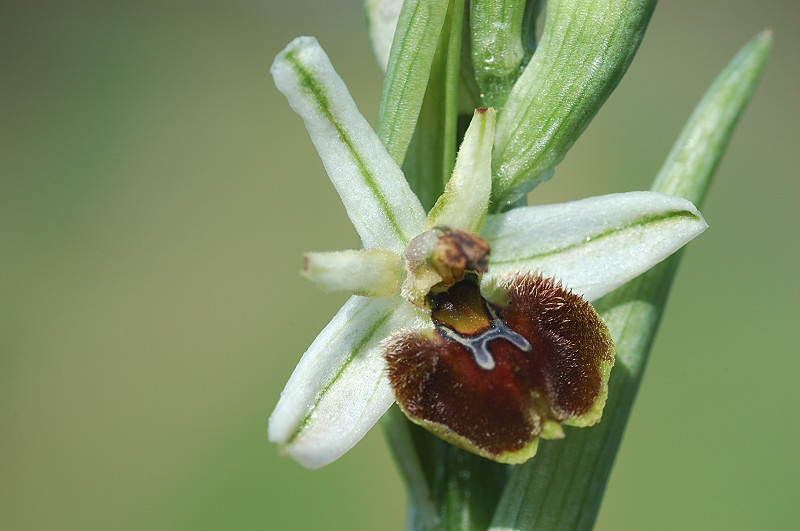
[433,445,510,531]
[488,30,771,530]
[401,0,465,211]
[520,0,546,65]
[381,406,441,531]
[385,405,510,531]
[491,0,657,209]
[652,29,774,207]
[376,0,451,166]
[365,0,404,72]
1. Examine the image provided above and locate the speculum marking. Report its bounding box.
[435,302,531,371]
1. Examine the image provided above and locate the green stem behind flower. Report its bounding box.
[380,5,510,526]
[384,404,510,531]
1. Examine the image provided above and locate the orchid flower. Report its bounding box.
[267,36,707,469]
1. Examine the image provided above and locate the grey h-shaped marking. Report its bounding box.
[436,303,531,371]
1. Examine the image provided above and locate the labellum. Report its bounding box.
[385,273,614,464]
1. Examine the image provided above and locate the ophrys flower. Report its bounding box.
[268,37,707,468]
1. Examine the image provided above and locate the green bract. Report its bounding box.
[491,0,656,209]
[267,36,706,469]
[368,0,657,209]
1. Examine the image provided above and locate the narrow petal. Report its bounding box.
[271,37,426,252]
[268,296,429,468]
[302,249,403,297]
[481,191,707,301]
[425,108,495,233]
[365,0,403,72]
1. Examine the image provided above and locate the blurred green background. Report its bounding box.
[1,1,798,529]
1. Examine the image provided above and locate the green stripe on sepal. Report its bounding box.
[271,37,426,252]
[481,191,707,301]
[269,295,427,469]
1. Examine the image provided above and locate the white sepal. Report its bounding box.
[481,191,708,301]
[268,296,429,468]
[271,37,426,252]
